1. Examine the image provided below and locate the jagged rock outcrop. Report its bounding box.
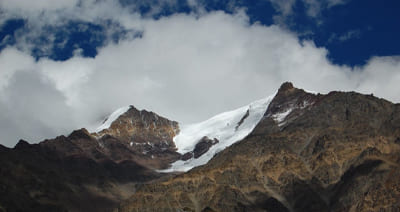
[117,83,400,212]
[193,137,219,159]
[180,136,220,161]
[93,106,181,168]
[95,106,179,145]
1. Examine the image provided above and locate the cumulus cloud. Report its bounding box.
[0,0,349,60]
[0,2,399,147]
[0,49,78,144]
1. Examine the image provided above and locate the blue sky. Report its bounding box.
[0,0,399,146]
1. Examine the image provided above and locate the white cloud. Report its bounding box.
[0,0,79,13]
[0,48,35,91]
[0,50,78,145]
[0,2,399,148]
[38,57,95,107]
[355,56,400,101]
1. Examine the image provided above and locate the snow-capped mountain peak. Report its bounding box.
[89,83,318,173]
[161,94,275,172]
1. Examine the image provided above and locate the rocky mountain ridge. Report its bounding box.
[92,105,181,169]
[0,92,268,211]
[117,82,400,212]
[0,105,183,212]
[1,82,399,212]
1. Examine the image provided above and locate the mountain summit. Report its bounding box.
[1,82,400,212]
[89,93,276,172]
[117,83,400,212]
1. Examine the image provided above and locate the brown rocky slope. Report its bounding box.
[117,82,400,212]
[0,106,181,212]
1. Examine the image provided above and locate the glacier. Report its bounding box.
[160,94,274,172]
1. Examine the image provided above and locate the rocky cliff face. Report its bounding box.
[94,106,179,147]
[117,83,400,212]
[92,106,181,169]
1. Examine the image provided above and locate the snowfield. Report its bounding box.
[160,94,275,172]
[90,94,278,173]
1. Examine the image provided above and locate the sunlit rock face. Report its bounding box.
[93,106,181,169]
[118,83,400,212]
